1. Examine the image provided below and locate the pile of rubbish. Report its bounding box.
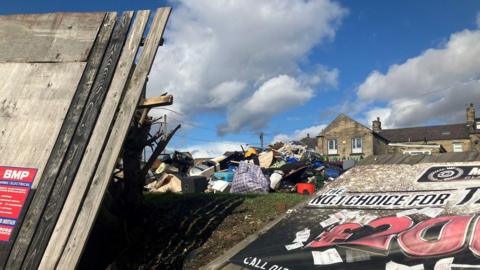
[145,141,352,195]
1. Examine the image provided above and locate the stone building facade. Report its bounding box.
[316,104,480,160]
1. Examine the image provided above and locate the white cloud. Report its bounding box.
[364,107,392,129]
[177,141,245,158]
[357,29,480,128]
[272,124,326,143]
[219,75,315,134]
[206,80,246,108]
[148,0,346,134]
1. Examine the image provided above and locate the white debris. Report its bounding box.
[418,207,443,218]
[386,261,424,270]
[434,257,480,270]
[354,214,378,225]
[293,228,311,243]
[212,180,230,192]
[396,208,420,217]
[341,210,360,220]
[434,257,454,270]
[320,215,340,228]
[312,249,343,265]
[331,211,347,223]
[285,242,303,251]
[321,210,360,228]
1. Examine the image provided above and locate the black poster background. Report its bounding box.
[229,208,480,270]
[417,166,480,182]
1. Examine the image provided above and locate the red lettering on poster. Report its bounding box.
[307,223,362,248]
[398,215,473,257]
[0,166,37,242]
[346,216,414,252]
[469,216,480,256]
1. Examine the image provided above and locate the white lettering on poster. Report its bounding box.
[242,257,290,270]
[309,189,452,209]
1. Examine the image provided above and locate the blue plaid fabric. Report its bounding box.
[230,161,269,193]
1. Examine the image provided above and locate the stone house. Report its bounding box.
[316,103,480,160]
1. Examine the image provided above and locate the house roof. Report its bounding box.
[376,123,470,143]
[322,113,371,134]
[300,137,316,149]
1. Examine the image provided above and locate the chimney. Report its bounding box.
[372,117,382,132]
[467,103,475,127]
[307,133,310,138]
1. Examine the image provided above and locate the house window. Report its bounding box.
[327,139,338,155]
[453,143,463,152]
[351,137,363,154]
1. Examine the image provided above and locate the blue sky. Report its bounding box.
[3,1,480,157]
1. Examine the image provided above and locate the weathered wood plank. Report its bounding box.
[17,12,134,270]
[3,13,117,270]
[57,7,172,269]
[138,95,173,108]
[0,62,86,266]
[0,63,85,185]
[38,10,150,270]
[0,12,105,63]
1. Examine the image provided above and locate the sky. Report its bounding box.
[3,0,480,158]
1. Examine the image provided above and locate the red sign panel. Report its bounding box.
[0,166,37,242]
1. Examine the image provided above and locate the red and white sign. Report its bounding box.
[0,166,37,183]
[0,166,37,242]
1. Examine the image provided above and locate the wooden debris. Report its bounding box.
[0,8,173,270]
[139,95,173,108]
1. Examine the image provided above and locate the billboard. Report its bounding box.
[229,163,480,269]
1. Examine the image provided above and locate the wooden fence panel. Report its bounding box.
[3,13,117,270]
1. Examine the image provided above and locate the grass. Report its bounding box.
[144,192,306,220]
[121,192,307,269]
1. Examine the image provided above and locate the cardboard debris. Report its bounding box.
[258,150,274,168]
[146,174,182,193]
